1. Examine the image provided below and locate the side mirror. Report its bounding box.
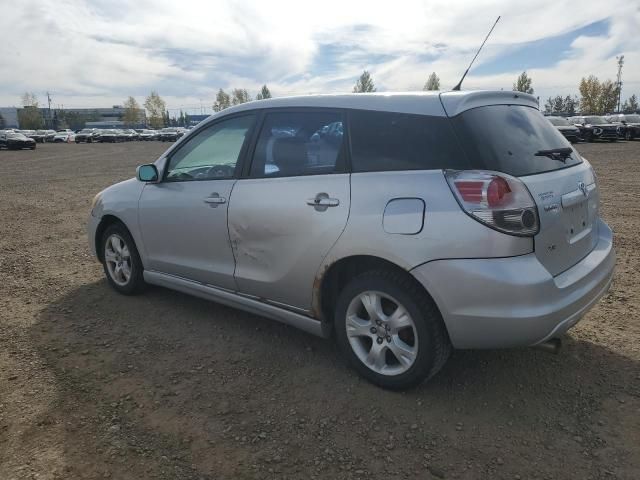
[137,164,159,182]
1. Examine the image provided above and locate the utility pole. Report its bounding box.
[616,55,624,113]
[47,91,52,128]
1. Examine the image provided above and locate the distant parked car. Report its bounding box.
[20,130,37,140]
[98,129,125,143]
[75,128,101,143]
[32,130,50,143]
[569,116,621,142]
[122,129,140,141]
[139,129,159,141]
[605,114,640,140]
[159,127,186,142]
[41,130,56,142]
[546,116,581,143]
[0,131,36,150]
[53,131,76,143]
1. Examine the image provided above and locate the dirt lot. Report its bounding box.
[0,140,638,480]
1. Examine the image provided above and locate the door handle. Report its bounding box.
[307,193,340,211]
[204,195,226,206]
[307,197,339,207]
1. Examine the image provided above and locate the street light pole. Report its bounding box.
[616,55,624,113]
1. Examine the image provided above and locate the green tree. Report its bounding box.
[597,80,619,114]
[423,72,440,91]
[544,95,565,114]
[353,70,376,93]
[622,94,639,113]
[144,91,166,129]
[564,95,579,116]
[178,109,185,127]
[123,96,141,127]
[513,71,534,94]
[18,92,44,129]
[255,85,272,100]
[231,88,251,105]
[184,112,191,126]
[213,88,231,112]
[579,76,602,114]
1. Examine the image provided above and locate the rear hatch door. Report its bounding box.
[447,102,599,276]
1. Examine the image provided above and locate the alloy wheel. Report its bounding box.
[104,234,132,286]
[345,291,418,376]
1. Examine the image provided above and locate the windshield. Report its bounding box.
[585,116,606,125]
[451,105,582,177]
[7,132,28,139]
[547,117,571,126]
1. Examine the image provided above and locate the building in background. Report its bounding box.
[186,114,209,126]
[0,107,20,128]
[53,106,147,129]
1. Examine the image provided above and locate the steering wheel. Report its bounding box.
[206,164,235,178]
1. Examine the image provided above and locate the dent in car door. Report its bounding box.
[138,114,256,290]
[228,110,350,311]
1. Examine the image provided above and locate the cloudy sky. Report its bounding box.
[1,0,638,114]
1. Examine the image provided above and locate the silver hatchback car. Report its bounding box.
[88,91,615,389]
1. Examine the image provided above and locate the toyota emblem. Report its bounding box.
[578,181,588,197]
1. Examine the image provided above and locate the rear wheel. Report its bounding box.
[334,270,451,390]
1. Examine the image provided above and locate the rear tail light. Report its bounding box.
[445,170,539,236]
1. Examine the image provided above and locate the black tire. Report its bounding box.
[100,223,146,295]
[625,131,632,141]
[585,132,593,142]
[334,269,451,390]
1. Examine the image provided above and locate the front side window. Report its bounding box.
[349,110,467,172]
[250,111,345,177]
[165,115,255,182]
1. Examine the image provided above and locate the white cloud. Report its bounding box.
[0,0,638,112]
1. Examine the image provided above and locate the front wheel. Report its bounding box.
[334,270,451,390]
[101,223,145,295]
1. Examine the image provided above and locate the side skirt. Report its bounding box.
[143,270,328,338]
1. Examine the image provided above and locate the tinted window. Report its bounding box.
[166,115,255,181]
[451,105,582,177]
[250,111,345,177]
[349,110,467,172]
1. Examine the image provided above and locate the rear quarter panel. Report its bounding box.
[320,170,533,271]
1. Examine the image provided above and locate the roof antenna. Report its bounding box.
[452,16,501,91]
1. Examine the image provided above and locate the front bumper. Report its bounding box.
[410,219,615,349]
[87,212,100,258]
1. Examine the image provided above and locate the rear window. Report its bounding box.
[451,105,582,177]
[349,110,467,172]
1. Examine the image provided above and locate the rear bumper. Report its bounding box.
[410,219,615,349]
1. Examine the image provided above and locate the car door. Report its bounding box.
[138,113,257,290]
[228,109,350,311]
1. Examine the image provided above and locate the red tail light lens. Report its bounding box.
[445,170,539,236]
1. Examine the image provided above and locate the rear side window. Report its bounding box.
[348,110,468,172]
[452,105,582,177]
[250,111,345,177]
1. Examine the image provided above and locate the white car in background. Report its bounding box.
[53,130,76,143]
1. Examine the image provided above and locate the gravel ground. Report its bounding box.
[0,140,638,480]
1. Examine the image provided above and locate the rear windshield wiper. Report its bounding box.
[534,147,573,161]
